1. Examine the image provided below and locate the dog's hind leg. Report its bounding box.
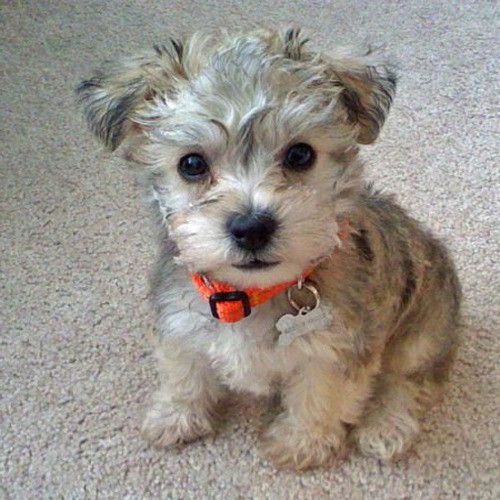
[352,368,449,460]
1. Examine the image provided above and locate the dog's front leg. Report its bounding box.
[260,352,377,470]
[141,341,223,448]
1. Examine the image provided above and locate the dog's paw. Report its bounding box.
[352,410,419,461]
[260,415,346,470]
[141,401,217,449]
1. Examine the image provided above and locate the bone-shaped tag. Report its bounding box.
[276,303,332,346]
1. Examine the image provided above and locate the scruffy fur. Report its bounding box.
[78,28,461,470]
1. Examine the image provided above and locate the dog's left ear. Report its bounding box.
[279,29,397,145]
[76,39,186,151]
[333,53,397,144]
[324,49,398,144]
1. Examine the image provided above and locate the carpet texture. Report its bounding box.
[1,1,498,498]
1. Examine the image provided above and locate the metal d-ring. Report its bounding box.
[287,280,321,312]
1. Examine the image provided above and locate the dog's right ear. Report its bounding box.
[76,39,186,151]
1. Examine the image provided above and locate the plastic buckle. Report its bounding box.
[209,290,251,320]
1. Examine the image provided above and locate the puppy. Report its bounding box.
[77,28,461,470]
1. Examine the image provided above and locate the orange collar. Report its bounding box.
[191,271,312,323]
[191,219,350,323]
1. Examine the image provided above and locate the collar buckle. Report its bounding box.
[209,290,251,320]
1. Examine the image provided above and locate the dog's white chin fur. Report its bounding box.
[209,260,307,288]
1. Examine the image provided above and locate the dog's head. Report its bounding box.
[78,28,396,287]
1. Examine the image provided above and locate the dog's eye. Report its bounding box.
[284,143,316,171]
[178,154,210,181]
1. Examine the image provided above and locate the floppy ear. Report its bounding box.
[76,39,186,151]
[277,29,397,144]
[327,49,397,144]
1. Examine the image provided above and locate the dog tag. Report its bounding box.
[276,303,332,346]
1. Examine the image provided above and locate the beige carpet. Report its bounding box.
[1,1,498,498]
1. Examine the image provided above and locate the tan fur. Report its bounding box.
[78,28,461,470]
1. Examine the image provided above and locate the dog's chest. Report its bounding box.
[206,301,291,395]
[155,268,338,395]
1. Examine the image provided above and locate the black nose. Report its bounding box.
[227,212,277,251]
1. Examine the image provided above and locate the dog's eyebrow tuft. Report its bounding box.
[237,105,272,141]
[235,105,273,165]
[209,118,230,141]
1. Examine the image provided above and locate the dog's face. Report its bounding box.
[78,29,396,287]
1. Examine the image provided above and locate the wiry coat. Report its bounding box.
[78,28,461,470]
